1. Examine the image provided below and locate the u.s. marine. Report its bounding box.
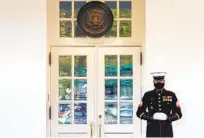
[136,72,182,137]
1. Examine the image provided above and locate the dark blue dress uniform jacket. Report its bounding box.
[136,89,182,137]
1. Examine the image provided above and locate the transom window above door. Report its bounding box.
[59,0,132,38]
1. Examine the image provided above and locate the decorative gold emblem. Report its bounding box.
[87,10,104,27]
[77,1,113,37]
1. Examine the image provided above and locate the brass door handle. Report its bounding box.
[89,121,94,138]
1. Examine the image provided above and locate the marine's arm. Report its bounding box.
[168,93,182,122]
[136,93,153,121]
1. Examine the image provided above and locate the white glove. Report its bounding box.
[153,112,167,120]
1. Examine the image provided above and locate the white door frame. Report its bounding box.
[47,45,144,138]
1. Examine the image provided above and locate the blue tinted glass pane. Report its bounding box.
[74,79,87,100]
[59,79,72,100]
[74,103,87,124]
[119,1,131,18]
[74,21,86,37]
[60,2,72,18]
[74,1,86,18]
[120,102,133,124]
[59,104,72,124]
[59,56,72,76]
[105,102,118,124]
[120,79,133,100]
[105,55,118,76]
[120,55,133,76]
[105,79,118,100]
[60,21,72,37]
[105,1,117,18]
[74,56,87,77]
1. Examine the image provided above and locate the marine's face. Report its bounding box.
[153,79,165,84]
[153,79,165,89]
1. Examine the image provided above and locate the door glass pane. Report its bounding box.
[105,79,118,100]
[59,56,72,76]
[120,102,133,124]
[59,79,72,100]
[105,1,117,18]
[74,103,87,124]
[60,21,72,37]
[105,20,117,37]
[74,21,86,37]
[58,103,72,124]
[74,1,86,18]
[120,20,131,37]
[60,2,72,18]
[120,55,133,76]
[119,1,131,18]
[74,56,87,77]
[74,79,87,100]
[120,79,133,100]
[105,102,118,124]
[105,55,118,76]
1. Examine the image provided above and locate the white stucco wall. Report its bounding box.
[145,0,204,138]
[0,0,46,137]
[0,0,204,138]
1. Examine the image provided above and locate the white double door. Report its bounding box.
[50,46,142,138]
